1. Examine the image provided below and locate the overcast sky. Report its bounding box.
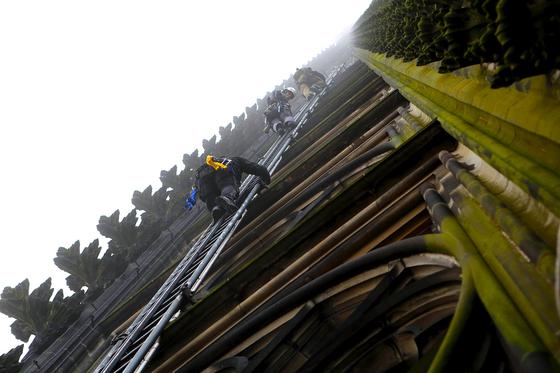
[0,0,371,353]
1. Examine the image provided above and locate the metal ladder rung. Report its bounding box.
[184,266,200,280]
[180,250,198,264]
[93,64,345,373]
[135,283,173,320]
[147,301,175,327]
[184,264,199,277]
[114,365,127,373]
[203,229,225,245]
[113,344,143,372]
[130,315,163,348]
[128,332,149,351]
[199,239,217,254]
[128,311,166,347]
[192,246,214,264]
[205,234,221,247]
[183,248,208,266]
[160,289,181,307]
[189,246,212,264]
[190,249,212,268]
[217,217,230,227]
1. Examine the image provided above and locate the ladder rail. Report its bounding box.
[98,169,270,372]
[184,66,344,296]
[97,219,224,372]
[110,178,267,372]
[95,63,346,373]
[186,97,324,293]
[119,179,264,372]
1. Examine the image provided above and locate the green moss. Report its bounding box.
[449,159,555,281]
[446,187,560,360]
[425,230,548,365]
[355,50,560,218]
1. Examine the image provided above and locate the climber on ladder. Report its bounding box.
[263,87,297,135]
[186,155,271,222]
[294,67,326,100]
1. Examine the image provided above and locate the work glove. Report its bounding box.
[185,188,198,210]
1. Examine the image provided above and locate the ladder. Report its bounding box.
[94,65,344,373]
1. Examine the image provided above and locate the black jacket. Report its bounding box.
[226,157,271,184]
[265,90,292,118]
[195,157,270,202]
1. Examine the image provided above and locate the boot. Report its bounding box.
[273,121,284,136]
[211,206,224,223]
[276,122,286,136]
[217,195,238,214]
[284,121,296,132]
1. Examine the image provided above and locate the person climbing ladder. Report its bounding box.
[263,87,297,135]
[294,67,326,100]
[186,155,271,222]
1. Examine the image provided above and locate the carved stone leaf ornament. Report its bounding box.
[0,278,84,352]
[0,344,23,373]
[54,240,125,295]
[97,209,139,250]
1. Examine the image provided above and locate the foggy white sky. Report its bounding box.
[0,0,371,353]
